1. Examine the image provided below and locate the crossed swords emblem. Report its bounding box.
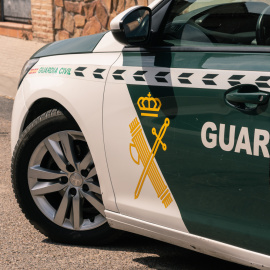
[129,117,173,208]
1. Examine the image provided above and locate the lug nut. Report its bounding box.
[82,184,89,192]
[81,169,88,177]
[69,188,77,196]
[66,164,75,172]
[60,177,68,184]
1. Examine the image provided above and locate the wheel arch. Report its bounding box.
[17,93,119,213]
[22,98,77,132]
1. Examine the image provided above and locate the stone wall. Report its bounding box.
[54,0,148,40]
[31,0,54,42]
[1,0,148,43]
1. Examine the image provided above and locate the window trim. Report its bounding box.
[123,45,270,53]
[142,0,270,54]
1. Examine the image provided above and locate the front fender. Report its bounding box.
[11,52,121,212]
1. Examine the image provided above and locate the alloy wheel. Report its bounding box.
[27,130,106,231]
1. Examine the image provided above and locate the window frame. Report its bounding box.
[123,45,270,53]
[123,0,270,53]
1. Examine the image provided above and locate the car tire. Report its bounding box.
[11,108,120,245]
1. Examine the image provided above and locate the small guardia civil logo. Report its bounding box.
[29,68,39,74]
[129,92,173,208]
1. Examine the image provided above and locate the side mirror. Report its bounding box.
[110,6,152,46]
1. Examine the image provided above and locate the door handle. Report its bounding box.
[225,84,269,112]
[226,91,269,105]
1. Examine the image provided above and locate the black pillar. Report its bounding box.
[1,0,4,22]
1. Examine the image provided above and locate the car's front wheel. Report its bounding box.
[12,109,119,245]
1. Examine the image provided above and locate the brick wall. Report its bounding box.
[54,0,148,41]
[31,0,54,42]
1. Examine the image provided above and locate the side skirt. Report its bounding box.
[105,210,269,270]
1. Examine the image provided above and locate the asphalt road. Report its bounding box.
[0,96,253,269]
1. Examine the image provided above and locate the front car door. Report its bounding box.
[104,0,270,256]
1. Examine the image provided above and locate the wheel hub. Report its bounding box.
[70,172,83,187]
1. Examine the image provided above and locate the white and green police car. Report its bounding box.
[11,0,270,268]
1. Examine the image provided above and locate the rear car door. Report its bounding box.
[104,0,270,255]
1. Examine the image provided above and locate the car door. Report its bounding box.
[104,0,270,255]
[103,50,188,232]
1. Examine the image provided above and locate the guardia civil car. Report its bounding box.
[11,0,270,268]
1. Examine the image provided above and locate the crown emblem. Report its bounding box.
[137,92,161,118]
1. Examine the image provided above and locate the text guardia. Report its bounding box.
[201,122,269,158]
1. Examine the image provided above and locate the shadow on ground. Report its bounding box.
[43,232,253,270]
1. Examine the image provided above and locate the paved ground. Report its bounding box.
[0,36,44,98]
[0,36,253,269]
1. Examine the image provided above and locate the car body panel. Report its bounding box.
[93,32,125,53]
[103,54,188,231]
[113,50,270,256]
[12,52,122,212]
[31,32,107,59]
[11,83,28,149]
[106,210,270,270]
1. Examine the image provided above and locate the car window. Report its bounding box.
[160,0,270,47]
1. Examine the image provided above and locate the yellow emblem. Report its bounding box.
[137,92,161,118]
[129,117,173,208]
